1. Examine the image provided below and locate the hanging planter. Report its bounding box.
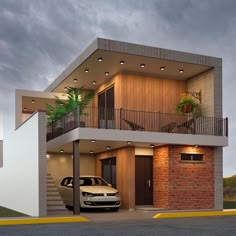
[176,96,201,115]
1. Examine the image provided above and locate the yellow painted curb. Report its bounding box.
[153,211,236,219]
[0,216,89,225]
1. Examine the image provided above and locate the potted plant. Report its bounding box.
[176,96,201,116]
[47,86,94,127]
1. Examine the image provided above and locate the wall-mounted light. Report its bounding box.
[90,151,94,154]
[64,87,68,91]
[127,141,132,145]
[23,108,27,112]
[90,139,96,143]
[31,99,35,104]
[160,67,165,71]
[150,144,155,148]
[92,81,96,85]
[179,69,184,73]
[105,72,109,75]
[85,69,89,73]
[194,144,199,148]
[60,149,64,153]
[106,146,111,150]
[73,78,78,82]
[98,58,103,62]
[120,60,125,65]
[140,64,145,68]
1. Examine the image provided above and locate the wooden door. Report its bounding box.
[135,156,153,205]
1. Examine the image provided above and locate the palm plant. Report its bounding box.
[46,86,94,125]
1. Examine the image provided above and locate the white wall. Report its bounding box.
[0,112,46,216]
[0,140,2,168]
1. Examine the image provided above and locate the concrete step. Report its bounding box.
[47,195,62,201]
[47,187,59,191]
[47,183,57,187]
[47,205,68,211]
[47,200,65,206]
[47,210,71,216]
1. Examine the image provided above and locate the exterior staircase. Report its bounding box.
[47,173,70,216]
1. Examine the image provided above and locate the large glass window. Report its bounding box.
[102,157,116,187]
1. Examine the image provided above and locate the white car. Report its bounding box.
[59,176,120,211]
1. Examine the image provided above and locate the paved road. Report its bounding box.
[0,216,236,236]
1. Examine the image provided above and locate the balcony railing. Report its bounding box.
[47,107,228,141]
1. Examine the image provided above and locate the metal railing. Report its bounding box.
[47,107,228,141]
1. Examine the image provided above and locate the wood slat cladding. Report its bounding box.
[95,147,135,209]
[120,73,186,114]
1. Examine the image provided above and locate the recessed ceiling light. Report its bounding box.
[160,67,165,71]
[179,69,184,73]
[98,58,103,62]
[92,81,96,85]
[120,60,125,65]
[31,99,35,104]
[90,151,94,154]
[85,69,89,73]
[60,149,64,153]
[106,146,111,150]
[150,144,155,148]
[105,72,109,75]
[127,141,132,145]
[90,139,96,143]
[73,78,78,82]
[23,108,27,112]
[140,64,145,68]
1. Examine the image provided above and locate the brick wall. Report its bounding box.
[154,145,215,210]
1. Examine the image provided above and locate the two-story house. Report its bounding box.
[0,38,228,216]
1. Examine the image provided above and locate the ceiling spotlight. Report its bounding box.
[160,67,165,71]
[106,146,111,150]
[150,144,155,148]
[90,151,94,154]
[140,64,145,68]
[85,69,89,73]
[120,60,125,65]
[90,139,96,143]
[23,108,27,112]
[73,78,78,82]
[127,141,132,145]
[105,72,109,75]
[31,99,35,104]
[179,69,184,73]
[98,58,103,62]
[92,81,96,85]
[60,149,64,153]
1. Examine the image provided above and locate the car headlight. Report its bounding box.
[82,192,94,197]
[115,192,120,197]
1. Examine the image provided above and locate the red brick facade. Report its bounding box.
[153,145,215,210]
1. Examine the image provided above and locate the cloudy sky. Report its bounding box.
[0,0,236,176]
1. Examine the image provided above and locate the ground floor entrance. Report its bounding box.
[135,156,153,205]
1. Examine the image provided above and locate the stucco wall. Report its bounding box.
[47,153,95,188]
[0,111,46,216]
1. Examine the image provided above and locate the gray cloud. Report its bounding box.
[0,0,235,176]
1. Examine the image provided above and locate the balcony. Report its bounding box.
[46,107,228,141]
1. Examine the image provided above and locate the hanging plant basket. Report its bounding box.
[181,104,193,113]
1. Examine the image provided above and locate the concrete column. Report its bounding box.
[73,140,80,215]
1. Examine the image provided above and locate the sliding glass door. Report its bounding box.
[98,86,114,129]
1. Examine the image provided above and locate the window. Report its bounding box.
[102,157,116,187]
[181,153,203,161]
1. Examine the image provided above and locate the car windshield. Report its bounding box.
[80,177,108,186]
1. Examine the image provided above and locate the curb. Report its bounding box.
[0,216,89,225]
[153,211,236,219]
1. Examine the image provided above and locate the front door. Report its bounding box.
[135,156,153,205]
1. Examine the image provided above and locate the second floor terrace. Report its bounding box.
[46,107,228,141]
